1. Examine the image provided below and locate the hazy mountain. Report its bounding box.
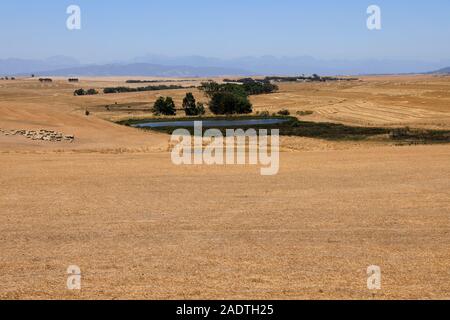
[131,54,450,75]
[0,56,80,75]
[29,63,251,77]
[429,66,450,74]
[4,54,450,77]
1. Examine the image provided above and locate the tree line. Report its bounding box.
[103,85,192,94]
[73,88,98,96]
[153,80,262,116]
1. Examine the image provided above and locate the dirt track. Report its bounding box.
[0,76,449,299]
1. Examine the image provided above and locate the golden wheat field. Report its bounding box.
[0,75,449,299]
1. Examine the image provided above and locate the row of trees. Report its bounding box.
[153,80,266,116]
[152,91,251,116]
[151,93,206,116]
[242,81,278,95]
[103,84,189,94]
[74,79,276,116]
[73,88,98,96]
[223,78,279,93]
[74,79,277,116]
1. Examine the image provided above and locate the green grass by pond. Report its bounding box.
[116,115,450,144]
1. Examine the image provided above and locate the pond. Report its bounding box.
[132,118,289,128]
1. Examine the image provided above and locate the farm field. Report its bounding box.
[0,75,449,299]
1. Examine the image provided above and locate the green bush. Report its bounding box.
[152,97,176,116]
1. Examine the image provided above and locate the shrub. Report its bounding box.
[86,89,98,96]
[259,111,270,117]
[74,88,98,96]
[195,103,206,115]
[86,89,98,95]
[390,127,411,139]
[209,92,253,115]
[296,110,314,116]
[74,88,86,96]
[277,109,291,116]
[152,97,176,116]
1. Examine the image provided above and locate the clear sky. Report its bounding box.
[1,0,449,63]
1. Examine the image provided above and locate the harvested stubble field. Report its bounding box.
[0,75,449,299]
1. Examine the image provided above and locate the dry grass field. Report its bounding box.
[0,75,449,299]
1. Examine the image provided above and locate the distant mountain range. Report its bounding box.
[2,54,450,77]
[429,66,450,74]
[130,54,450,76]
[26,63,250,77]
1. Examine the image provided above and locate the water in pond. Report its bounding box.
[133,118,289,128]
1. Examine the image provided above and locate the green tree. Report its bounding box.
[182,93,197,116]
[152,97,176,116]
[198,81,221,98]
[199,81,248,98]
[182,93,206,116]
[209,92,252,115]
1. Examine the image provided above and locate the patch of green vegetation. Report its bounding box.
[198,80,278,98]
[152,97,176,116]
[117,114,284,126]
[116,116,450,144]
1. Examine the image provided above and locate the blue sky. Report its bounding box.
[1,0,450,63]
